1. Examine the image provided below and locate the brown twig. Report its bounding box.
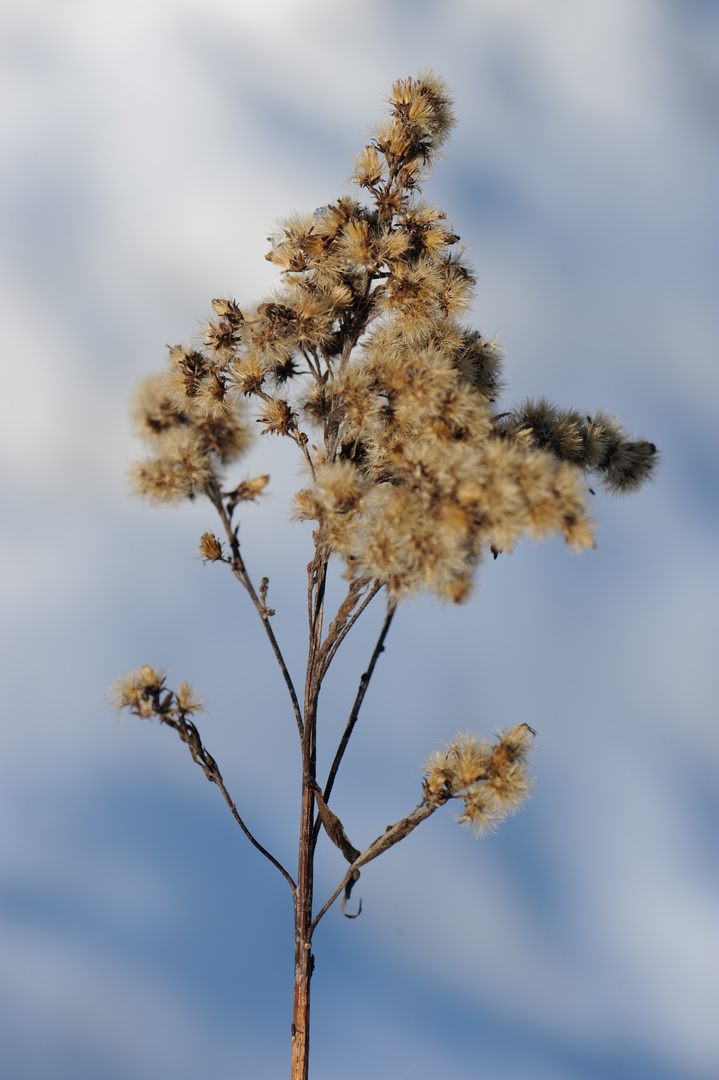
[163,710,296,892]
[317,579,384,682]
[293,428,317,482]
[206,481,304,739]
[310,791,448,934]
[312,602,396,850]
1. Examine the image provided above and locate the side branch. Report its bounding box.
[292,428,317,482]
[177,719,297,892]
[351,795,446,870]
[307,547,328,654]
[304,545,329,724]
[206,482,304,739]
[315,602,396,850]
[311,791,447,933]
[317,579,384,683]
[119,677,298,893]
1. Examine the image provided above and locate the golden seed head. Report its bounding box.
[177,681,204,714]
[198,532,223,562]
[423,725,535,834]
[125,70,656,605]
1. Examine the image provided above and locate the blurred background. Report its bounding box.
[1,1,717,1077]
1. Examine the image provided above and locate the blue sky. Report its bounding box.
[1,1,717,1078]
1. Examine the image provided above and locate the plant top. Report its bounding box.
[129,71,657,605]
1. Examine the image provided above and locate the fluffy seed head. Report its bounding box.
[424,725,535,834]
[198,532,223,562]
[126,71,656,603]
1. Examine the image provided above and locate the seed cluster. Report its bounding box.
[424,724,536,833]
[128,71,656,603]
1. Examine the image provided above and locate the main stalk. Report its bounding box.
[291,774,315,1079]
[291,551,326,1078]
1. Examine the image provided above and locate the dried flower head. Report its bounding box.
[424,724,535,834]
[176,681,204,715]
[128,365,251,505]
[125,70,655,597]
[110,665,167,719]
[111,667,203,723]
[198,532,223,562]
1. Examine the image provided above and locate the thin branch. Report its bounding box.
[351,796,445,869]
[312,602,396,850]
[315,577,370,674]
[301,347,321,380]
[165,711,297,893]
[318,580,384,682]
[307,549,328,663]
[310,790,447,934]
[211,761,297,893]
[311,872,356,933]
[303,546,328,754]
[292,428,317,482]
[206,481,304,739]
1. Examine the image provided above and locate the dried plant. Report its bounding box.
[112,73,657,1079]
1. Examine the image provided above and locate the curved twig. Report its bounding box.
[310,791,447,934]
[206,482,304,739]
[312,602,396,849]
[213,765,297,893]
[166,711,297,893]
[318,580,383,682]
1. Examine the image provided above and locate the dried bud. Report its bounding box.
[198,532,223,562]
[237,475,270,500]
[293,488,322,521]
[211,298,244,326]
[109,666,167,720]
[352,145,384,188]
[176,681,204,714]
[257,398,296,436]
[423,725,535,834]
[137,665,164,691]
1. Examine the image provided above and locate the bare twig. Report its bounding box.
[311,791,447,934]
[312,602,396,849]
[305,548,329,711]
[206,481,304,739]
[317,579,384,682]
[164,710,296,892]
[293,428,317,481]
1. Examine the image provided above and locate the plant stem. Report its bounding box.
[322,601,396,809]
[206,481,304,738]
[291,762,315,1080]
[291,544,329,1078]
[311,793,449,935]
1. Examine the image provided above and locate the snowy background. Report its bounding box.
[1,1,717,1078]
